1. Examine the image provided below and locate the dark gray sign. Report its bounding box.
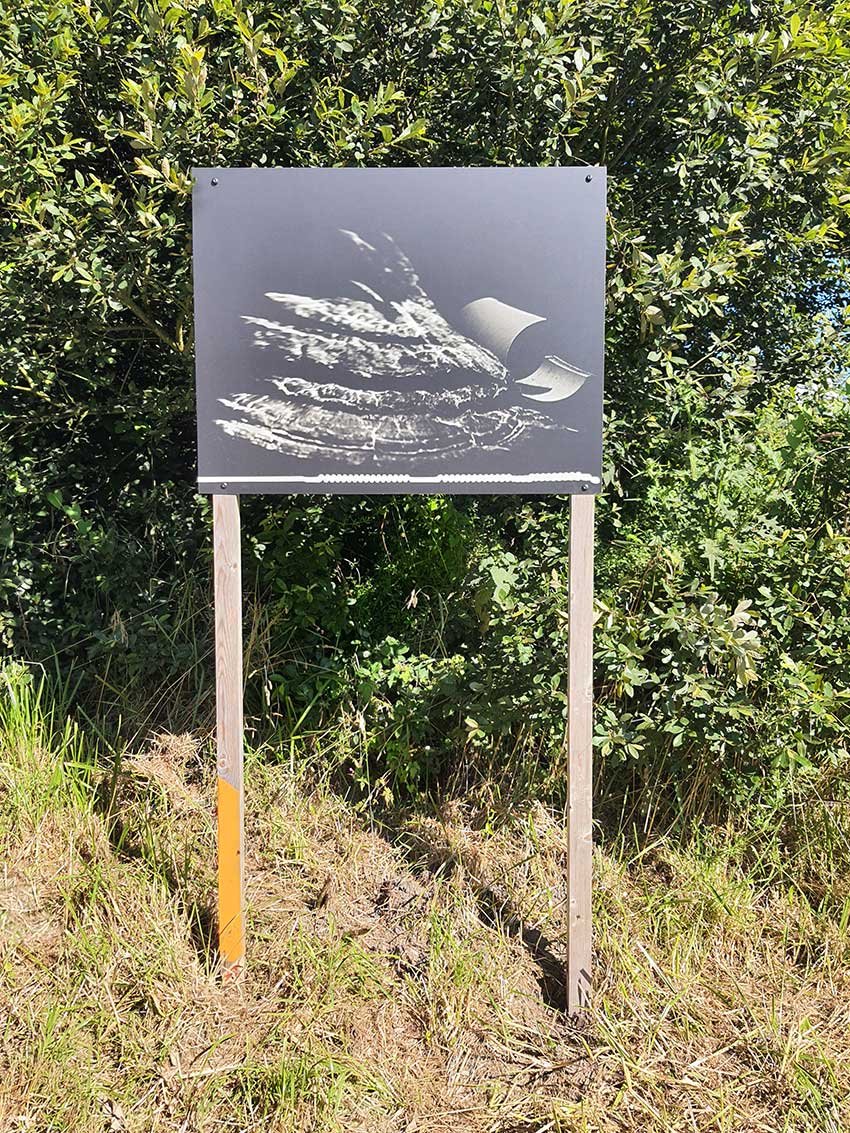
[193,167,605,494]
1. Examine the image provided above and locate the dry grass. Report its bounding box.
[0,667,849,1132]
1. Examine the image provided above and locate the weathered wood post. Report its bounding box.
[567,491,594,1013]
[213,493,244,974]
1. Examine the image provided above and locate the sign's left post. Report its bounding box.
[213,494,245,975]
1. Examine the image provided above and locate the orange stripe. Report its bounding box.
[217,776,244,970]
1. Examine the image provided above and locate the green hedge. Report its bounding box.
[3,0,850,813]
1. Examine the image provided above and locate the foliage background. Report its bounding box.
[3,0,850,820]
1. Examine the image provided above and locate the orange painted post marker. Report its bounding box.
[213,494,245,975]
[567,492,594,1013]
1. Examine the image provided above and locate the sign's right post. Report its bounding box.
[567,491,595,1013]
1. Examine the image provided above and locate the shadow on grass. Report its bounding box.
[94,753,220,974]
[378,802,571,1014]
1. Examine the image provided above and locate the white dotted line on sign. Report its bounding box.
[310,472,601,484]
[199,471,601,485]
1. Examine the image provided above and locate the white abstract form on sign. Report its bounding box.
[215,229,590,468]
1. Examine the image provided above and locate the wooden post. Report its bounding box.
[567,492,594,1013]
[213,494,245,975]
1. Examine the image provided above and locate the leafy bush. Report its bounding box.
[3,0,850,814]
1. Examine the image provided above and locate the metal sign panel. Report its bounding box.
[192,167,605,494]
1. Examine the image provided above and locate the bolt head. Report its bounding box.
[585,173,593,183]
[211,177,219,186]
